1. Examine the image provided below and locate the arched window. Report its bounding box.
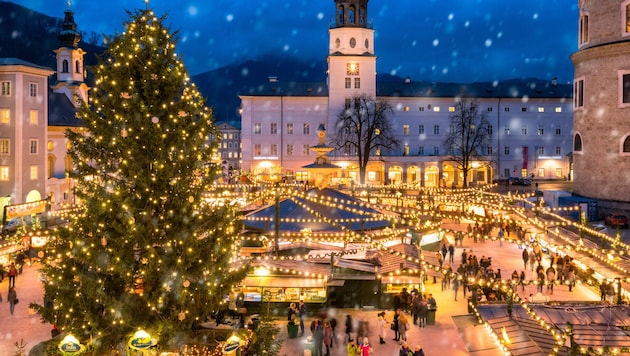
[579,13,589,45]
[349,5,355,24]
[360,7,366,25]
[62,60,69,73]
[622,135,630,153]
[574,133,583,152]
[338,7,344,25]
[75,60,80,73]
[47,155,55,178]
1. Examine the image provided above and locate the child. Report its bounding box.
[359,337,373,355]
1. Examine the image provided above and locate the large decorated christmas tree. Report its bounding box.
[34,6,247,351]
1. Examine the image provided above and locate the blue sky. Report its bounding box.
[15,0,579,83]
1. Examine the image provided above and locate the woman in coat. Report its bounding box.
[392,309,400,341]
[377,312,387,344]
[398,310,409,342]
[7,286,17,315]
[323,320,333,356]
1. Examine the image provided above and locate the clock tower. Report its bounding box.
[327,0,376,122]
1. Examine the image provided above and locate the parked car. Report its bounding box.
[604,213,629,229]
[592,224,609,235]
[510,177,532,186]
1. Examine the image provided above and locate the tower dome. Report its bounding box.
[58,9,82,48]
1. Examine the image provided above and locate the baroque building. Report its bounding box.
[571,0,630,207]
[240,0,574,187]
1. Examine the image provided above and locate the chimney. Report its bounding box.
[405,76,411,84]
[551,77,558,86]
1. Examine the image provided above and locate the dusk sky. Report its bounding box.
[15,0,579,83]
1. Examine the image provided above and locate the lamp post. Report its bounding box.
[616,277,623,305]
[274,182,280,257]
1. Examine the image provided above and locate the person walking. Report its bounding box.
[522,249,529,269]
[448,244,455,263]
[417,296,428,327]
[392,309,400,341]
[7,286,17,315]
[377,312,387,344]
[345,314,354,342]
[398,310,409,342]
[7,262,17,289]
[323,320,333,356]
[452,274,460,301]
[298,300,307,336]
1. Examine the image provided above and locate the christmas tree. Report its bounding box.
[34,6,247,351]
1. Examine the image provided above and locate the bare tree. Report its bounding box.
[443,98,492,188]
[332,94,400,184]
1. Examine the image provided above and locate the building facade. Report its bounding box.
[215,122,241,183]
[240,0,574,187]
[571,0,630,207]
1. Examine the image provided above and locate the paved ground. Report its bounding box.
[0,211,606,355]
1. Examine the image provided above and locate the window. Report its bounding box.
[418,146,424,155]
[579,13,589,45]
[620,72,630,104]
[344,99,351,109]
[30,165,38,180]
[448,106,455,112]
[29,110,38,125]
[521,126,527,135]
[538,107,544,113]
[270,123,277,134]
[433,147,439,155]
[270,144,277,156]
[555,146,561,155]
[504,107,510,112]
[375,128,381,135]
[487,146,493,155]
[303,144,310,155]
[538,168,545,178]
[555,168,563,178]
[488,125,493,135]
[555,107,562,113]
[1,81,10,96]
[403,125,409,135]
[505,127,510,135]
[504,146,510,155]
[0,166,8,181]
[404,145,409,156]
[521,107,527,112]
[0,109,9,124]
[75,60,81,73]
[574,78,584,108]
[348,6,355,24]
[556,127,561,135]
[538,125,544,135]
[254,123,261,134]
[574,134,583,152]
[254,144,261,155]
[622,135,630,153]
[537,146,544,155]
[504,168,510,178]
[418,107,425,112]
[286,144,293,156]
[29,83,37,97]
[375,147,381,156]
[418,125,425,134]
[404,106,410,112]
[338,7,344,25]
[433,125,440,135]
[433,106,440,112]
[29,139,38,154]
[62,59,69,73]
[354,78,360,88]
[487,107,493,112]
[303,123,310,135]
[287,123,293,134]
[345,78,351,88]
[0,139,8,155]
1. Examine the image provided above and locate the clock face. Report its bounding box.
[349,37,356,48]
[346,62,359,75]
[335,38,340,48]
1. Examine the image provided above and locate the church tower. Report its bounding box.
[51,5,89,106]
[571,0,630,206]
[327,0,376,123]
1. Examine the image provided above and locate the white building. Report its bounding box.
[240,0,574,187]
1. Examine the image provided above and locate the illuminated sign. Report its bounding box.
[128,330,153,350]
[58,335,86,354]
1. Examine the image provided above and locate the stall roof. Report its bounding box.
[241,276,327,288]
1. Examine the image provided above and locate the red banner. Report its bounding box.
[522,146,528,170]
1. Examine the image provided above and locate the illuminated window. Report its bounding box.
[555,107,562,112]
[254,123,261,134]
[403,125,409,135]
[367,171,376,182]
[555,168,563,178]
[433,106,440,112]
[30,165,38,180]
[538,168,545,178]
[30,110,38,125]
[538,107,544,113]
[375,128,380,135]
[0,166,8,181]
[287,123,293,134]
[254,144,261,155]
[0,109,9,124]
[404,144,409,156]
[0,139,9,155]
[448,106,455,112]
[404,106,410,112]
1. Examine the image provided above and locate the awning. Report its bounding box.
[241,276,327,288]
